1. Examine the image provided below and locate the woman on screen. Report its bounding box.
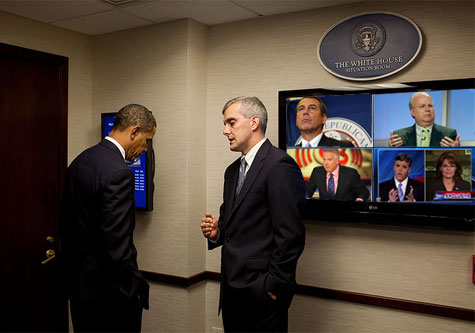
[427,152,471,200]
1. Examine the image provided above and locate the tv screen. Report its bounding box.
[279,78,474,230]
[101,113,154,211]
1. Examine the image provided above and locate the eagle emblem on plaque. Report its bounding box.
[350,20,386,57]
[356,26,379,51]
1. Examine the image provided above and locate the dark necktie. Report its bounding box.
[235,157,247,198]
[328,173,335,198]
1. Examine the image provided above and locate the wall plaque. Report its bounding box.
[317,12,422,81]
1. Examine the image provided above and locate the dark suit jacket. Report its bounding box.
[379,177,425,202]
[61,139,149,309]
[306,165,369,200]
[394,123,457,147]
[209,139,306,310]
[295,133,354,147]
[426,178,471,201]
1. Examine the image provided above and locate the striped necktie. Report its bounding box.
[398,183,404,202]
[235,157,247,198]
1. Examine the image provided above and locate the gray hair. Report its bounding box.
[322,149,339,158]
[409,92,431,109]
[222,96,268,134]
[113,104,156,133]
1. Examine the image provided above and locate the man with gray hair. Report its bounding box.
[62,104,156,332]
[388,92,460,147]
[200,96,306,332]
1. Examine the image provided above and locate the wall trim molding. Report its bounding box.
[141,270,474,322]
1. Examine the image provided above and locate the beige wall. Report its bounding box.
[1,0,474,332]
[92,19,208,331]
[289,293,474,332]
[205,1,474,332]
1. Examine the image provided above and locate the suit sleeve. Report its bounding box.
[100,168,136,282]
[208,166,234,250]
[350,168,370,200]
[306,167,318,198]
[208,202,225,250]
[394,127,413,147]
[265,156,306,295]
[446,128,457,140]
[410,179,425,202]
[379,181,392,202]
[457,179,472,191]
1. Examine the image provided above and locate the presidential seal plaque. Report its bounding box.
[318,12,422,81]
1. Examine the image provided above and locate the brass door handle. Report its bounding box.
[41,249,56,265]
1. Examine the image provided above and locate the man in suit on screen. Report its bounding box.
[61,104,155,332]
[293,97,354,148]
[306,149,369,201]
[200,96,306,332]
[379,153,425,202]
[388,92,460,147]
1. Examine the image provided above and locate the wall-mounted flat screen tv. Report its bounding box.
[279,78,474,230]
[101,113,154,211]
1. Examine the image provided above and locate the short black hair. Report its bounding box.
[112,104,156,133]
[394,153,412,167]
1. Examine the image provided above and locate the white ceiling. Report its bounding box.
[0,0,361,36]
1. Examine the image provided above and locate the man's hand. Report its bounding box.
[201,213,218,240]
[388,130,403,147]
[405,186,415,202]
[440,135,460,147]
[388,188,398,202]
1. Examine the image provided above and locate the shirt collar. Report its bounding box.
[242,138,266,169]
[105,136,125,160]
[301,133,323,148]
[415,123,433,135]
[394,177,408,188]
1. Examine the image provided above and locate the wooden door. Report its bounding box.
[0,42,68,332]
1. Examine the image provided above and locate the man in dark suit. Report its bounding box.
[61,104,156,332]
[293,97,354,147]
[306,149,369,201]
[388,92,460,147]
[200,97,306,332]
[379,153,424,202]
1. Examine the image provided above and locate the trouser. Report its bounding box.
[221,280,288,332]
[70,293,143,332]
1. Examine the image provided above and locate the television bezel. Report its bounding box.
[101,112,154,211]
[278,78,475,231]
